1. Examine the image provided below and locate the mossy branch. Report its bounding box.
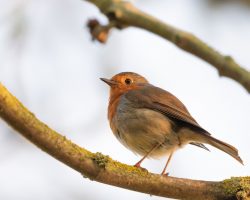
[0,85,250,200]
[85,0,250,93]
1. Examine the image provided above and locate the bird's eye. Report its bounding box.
[124,78,132,85]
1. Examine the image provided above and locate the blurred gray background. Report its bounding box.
[0,0,249,199]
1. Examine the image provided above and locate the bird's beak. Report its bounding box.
[100,78,117,86]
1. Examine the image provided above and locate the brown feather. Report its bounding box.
[125,85,209,134]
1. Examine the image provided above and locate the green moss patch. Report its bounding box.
[222,177,250,198]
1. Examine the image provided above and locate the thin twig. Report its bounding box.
[85,0,250,93]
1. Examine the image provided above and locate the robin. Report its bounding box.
[101,72,243,175]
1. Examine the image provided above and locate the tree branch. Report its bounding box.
[85,0,250,93]
[0,84,249,200]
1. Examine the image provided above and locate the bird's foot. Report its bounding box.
[161,172,169,176]
[133,163,148,172]
[134,163,141,168]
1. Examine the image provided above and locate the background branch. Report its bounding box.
[0,83,249,200]
[85,0,250,93]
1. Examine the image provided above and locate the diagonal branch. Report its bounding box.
[0,84,249,200]
[85,0,250,93]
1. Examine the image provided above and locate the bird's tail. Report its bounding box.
[181,130,244,164]
[204,134,243,164]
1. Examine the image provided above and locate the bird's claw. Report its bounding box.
[161,172,169,176]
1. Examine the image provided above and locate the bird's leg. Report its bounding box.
[161,152,174,175]
[134,143,161,168]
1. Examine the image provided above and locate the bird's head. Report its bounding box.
[100,72,148,96]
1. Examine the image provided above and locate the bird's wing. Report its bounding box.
[125,85,210,134]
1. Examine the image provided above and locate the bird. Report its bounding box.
[100,72,243,175]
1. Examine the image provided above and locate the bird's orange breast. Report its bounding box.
[107,87,125,124]
[108,96,120,123]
